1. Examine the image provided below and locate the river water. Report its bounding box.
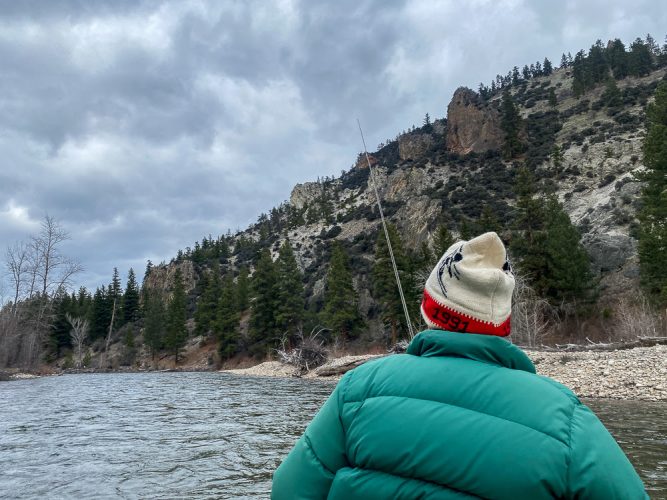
[0,373,665,499]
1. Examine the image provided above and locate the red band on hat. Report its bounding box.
[422,290,511,337]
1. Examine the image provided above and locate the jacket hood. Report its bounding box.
[407,329,536,373]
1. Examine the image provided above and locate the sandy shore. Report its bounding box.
[222,345,667,401]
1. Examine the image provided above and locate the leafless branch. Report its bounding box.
[511,271,557,347]
[67,313,89,368]
[276,325,329,374]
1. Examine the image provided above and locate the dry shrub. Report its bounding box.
[511,272,557,347]
[610,295,662,341]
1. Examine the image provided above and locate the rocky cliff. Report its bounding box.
[446,87,503,154]
[170,64,666,340]
[274,67,663,305]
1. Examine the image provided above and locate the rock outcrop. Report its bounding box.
[446,87,503,154]
[582,233,637,273]
[398,133,435,160]
[289,182,324,210]
[144,260,196,295]
[355,154,377,169]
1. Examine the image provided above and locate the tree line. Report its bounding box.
[478,34,667,100]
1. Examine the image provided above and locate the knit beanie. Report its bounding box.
[421,232,514,336]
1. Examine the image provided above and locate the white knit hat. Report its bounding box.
[421,232,514,336]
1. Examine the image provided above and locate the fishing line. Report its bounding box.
[357,119,415,340]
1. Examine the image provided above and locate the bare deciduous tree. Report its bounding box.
[5,242,29,315]
[0,215,82,368]
[611,295,662,341]
[67,313,89,368]
[32,215,83,298]
[511,272,557,347]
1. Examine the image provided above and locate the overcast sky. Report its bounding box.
[0,0,665,294]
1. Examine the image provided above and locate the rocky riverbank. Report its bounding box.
[222,345,667,401]
[0,369,41,381]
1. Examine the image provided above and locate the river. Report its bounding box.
[0,373,665,499]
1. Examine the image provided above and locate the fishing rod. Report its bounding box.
[357,119,415,340]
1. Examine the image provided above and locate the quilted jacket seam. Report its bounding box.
[303,433,335,475]
[343,394,569,447]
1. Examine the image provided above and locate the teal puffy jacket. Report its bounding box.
[272,330,647,499]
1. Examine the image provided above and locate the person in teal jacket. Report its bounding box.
[272,232,647,499]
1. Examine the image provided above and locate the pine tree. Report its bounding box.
[249,248,279,350]
[274,241,305,338]
[194,265,221,336]
[512,168,593,306]
[217,275,240,360]
[123,268,140,323]
[560,53,568,69]
[543,57,553,75]
[587,40,608,84]
[638,81,667,304]
[607,39,629,79]
[165,268,188,364]
[629,38,652,76]
[500,89,524,159]
[89,286,111,341]
[479,205,501,234]
[49,291,74,358]
[542,195,594,304]
[372,224,414,344]
[511,66,520,86]
[660,36,667,68]
[551,145,564,172]
[432,224,455,262]
[236,266,250,312]
[143,290,165,360]
[322,242,360,342]
[76,287,92,319]
[645,33,659,57]
[602,78,622,110]
[141,260,153,315]
[522,65,530,80]
[534,61,543,76]
[512,167,548,287]
[109,267,123,328]
[459,218,473,240]
[572,50,590,97]
[548,88,558,108]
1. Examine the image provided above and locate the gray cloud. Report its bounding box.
[0,0,665,293]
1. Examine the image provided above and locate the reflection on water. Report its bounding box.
[0,373,664,498]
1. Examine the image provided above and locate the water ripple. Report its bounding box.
[0,373,663,498]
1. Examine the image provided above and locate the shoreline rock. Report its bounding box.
[221,345,667,402]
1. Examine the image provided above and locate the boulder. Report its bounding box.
[446,87,503,154]
[582,233,636,273]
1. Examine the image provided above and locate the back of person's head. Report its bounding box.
[421,231,514,336]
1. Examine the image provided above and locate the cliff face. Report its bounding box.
[446,87,503,154]
[177,65,667,325]
[144,260,196,296]
[289,182,324,210]
[398,133,435,160]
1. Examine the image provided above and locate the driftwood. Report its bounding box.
[276,327,329,375]
[521,336,667,352]
[315,355,386,377]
